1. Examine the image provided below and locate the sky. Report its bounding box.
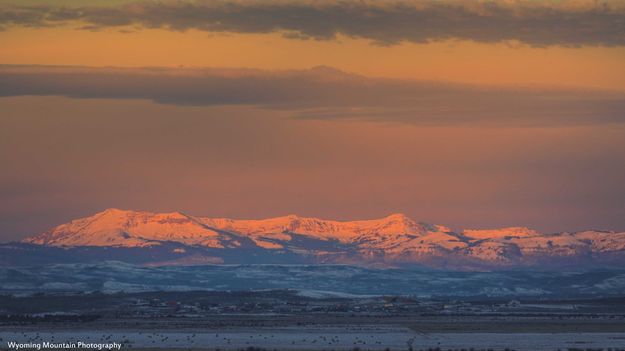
[1,0,625,240]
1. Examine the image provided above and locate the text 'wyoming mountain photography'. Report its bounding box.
[1,0,625,350]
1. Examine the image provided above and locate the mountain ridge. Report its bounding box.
[15,209,625,270]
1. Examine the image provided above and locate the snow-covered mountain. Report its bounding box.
[13,208,625,269]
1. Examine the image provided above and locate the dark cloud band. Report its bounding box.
[1,1,624,47]
[1,65,624,126]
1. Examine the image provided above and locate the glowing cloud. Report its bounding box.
[1,64,624,126]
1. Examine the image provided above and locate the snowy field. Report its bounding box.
[3,328,625,350]
[3,262,625,297]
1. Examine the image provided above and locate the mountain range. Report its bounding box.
[3,208,625,270]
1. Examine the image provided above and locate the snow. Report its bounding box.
[2,330,625,351]
[463,227,539,239]
[3,263,625,297]
[20,208,625,267]
[23,209,232,248]
[295,289,379,299]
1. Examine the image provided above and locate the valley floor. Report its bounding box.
[3,290,625,350]
[3,315,625,351]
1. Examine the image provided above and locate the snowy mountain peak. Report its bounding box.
[275,214,302,223]
[23,209,234,248]
[19,210,625,269]
[23,211,437,247]
[96,208,144,218]
[382,213,411,222]
[385,212,408,218]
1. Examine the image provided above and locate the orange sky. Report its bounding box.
[1,0,625,239]
[2,27,625,90]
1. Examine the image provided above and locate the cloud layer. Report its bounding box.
[1,64,624,126]
[1,0,625,46]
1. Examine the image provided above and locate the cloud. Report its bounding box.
[1,64,624,126]
[1,0,624,47]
